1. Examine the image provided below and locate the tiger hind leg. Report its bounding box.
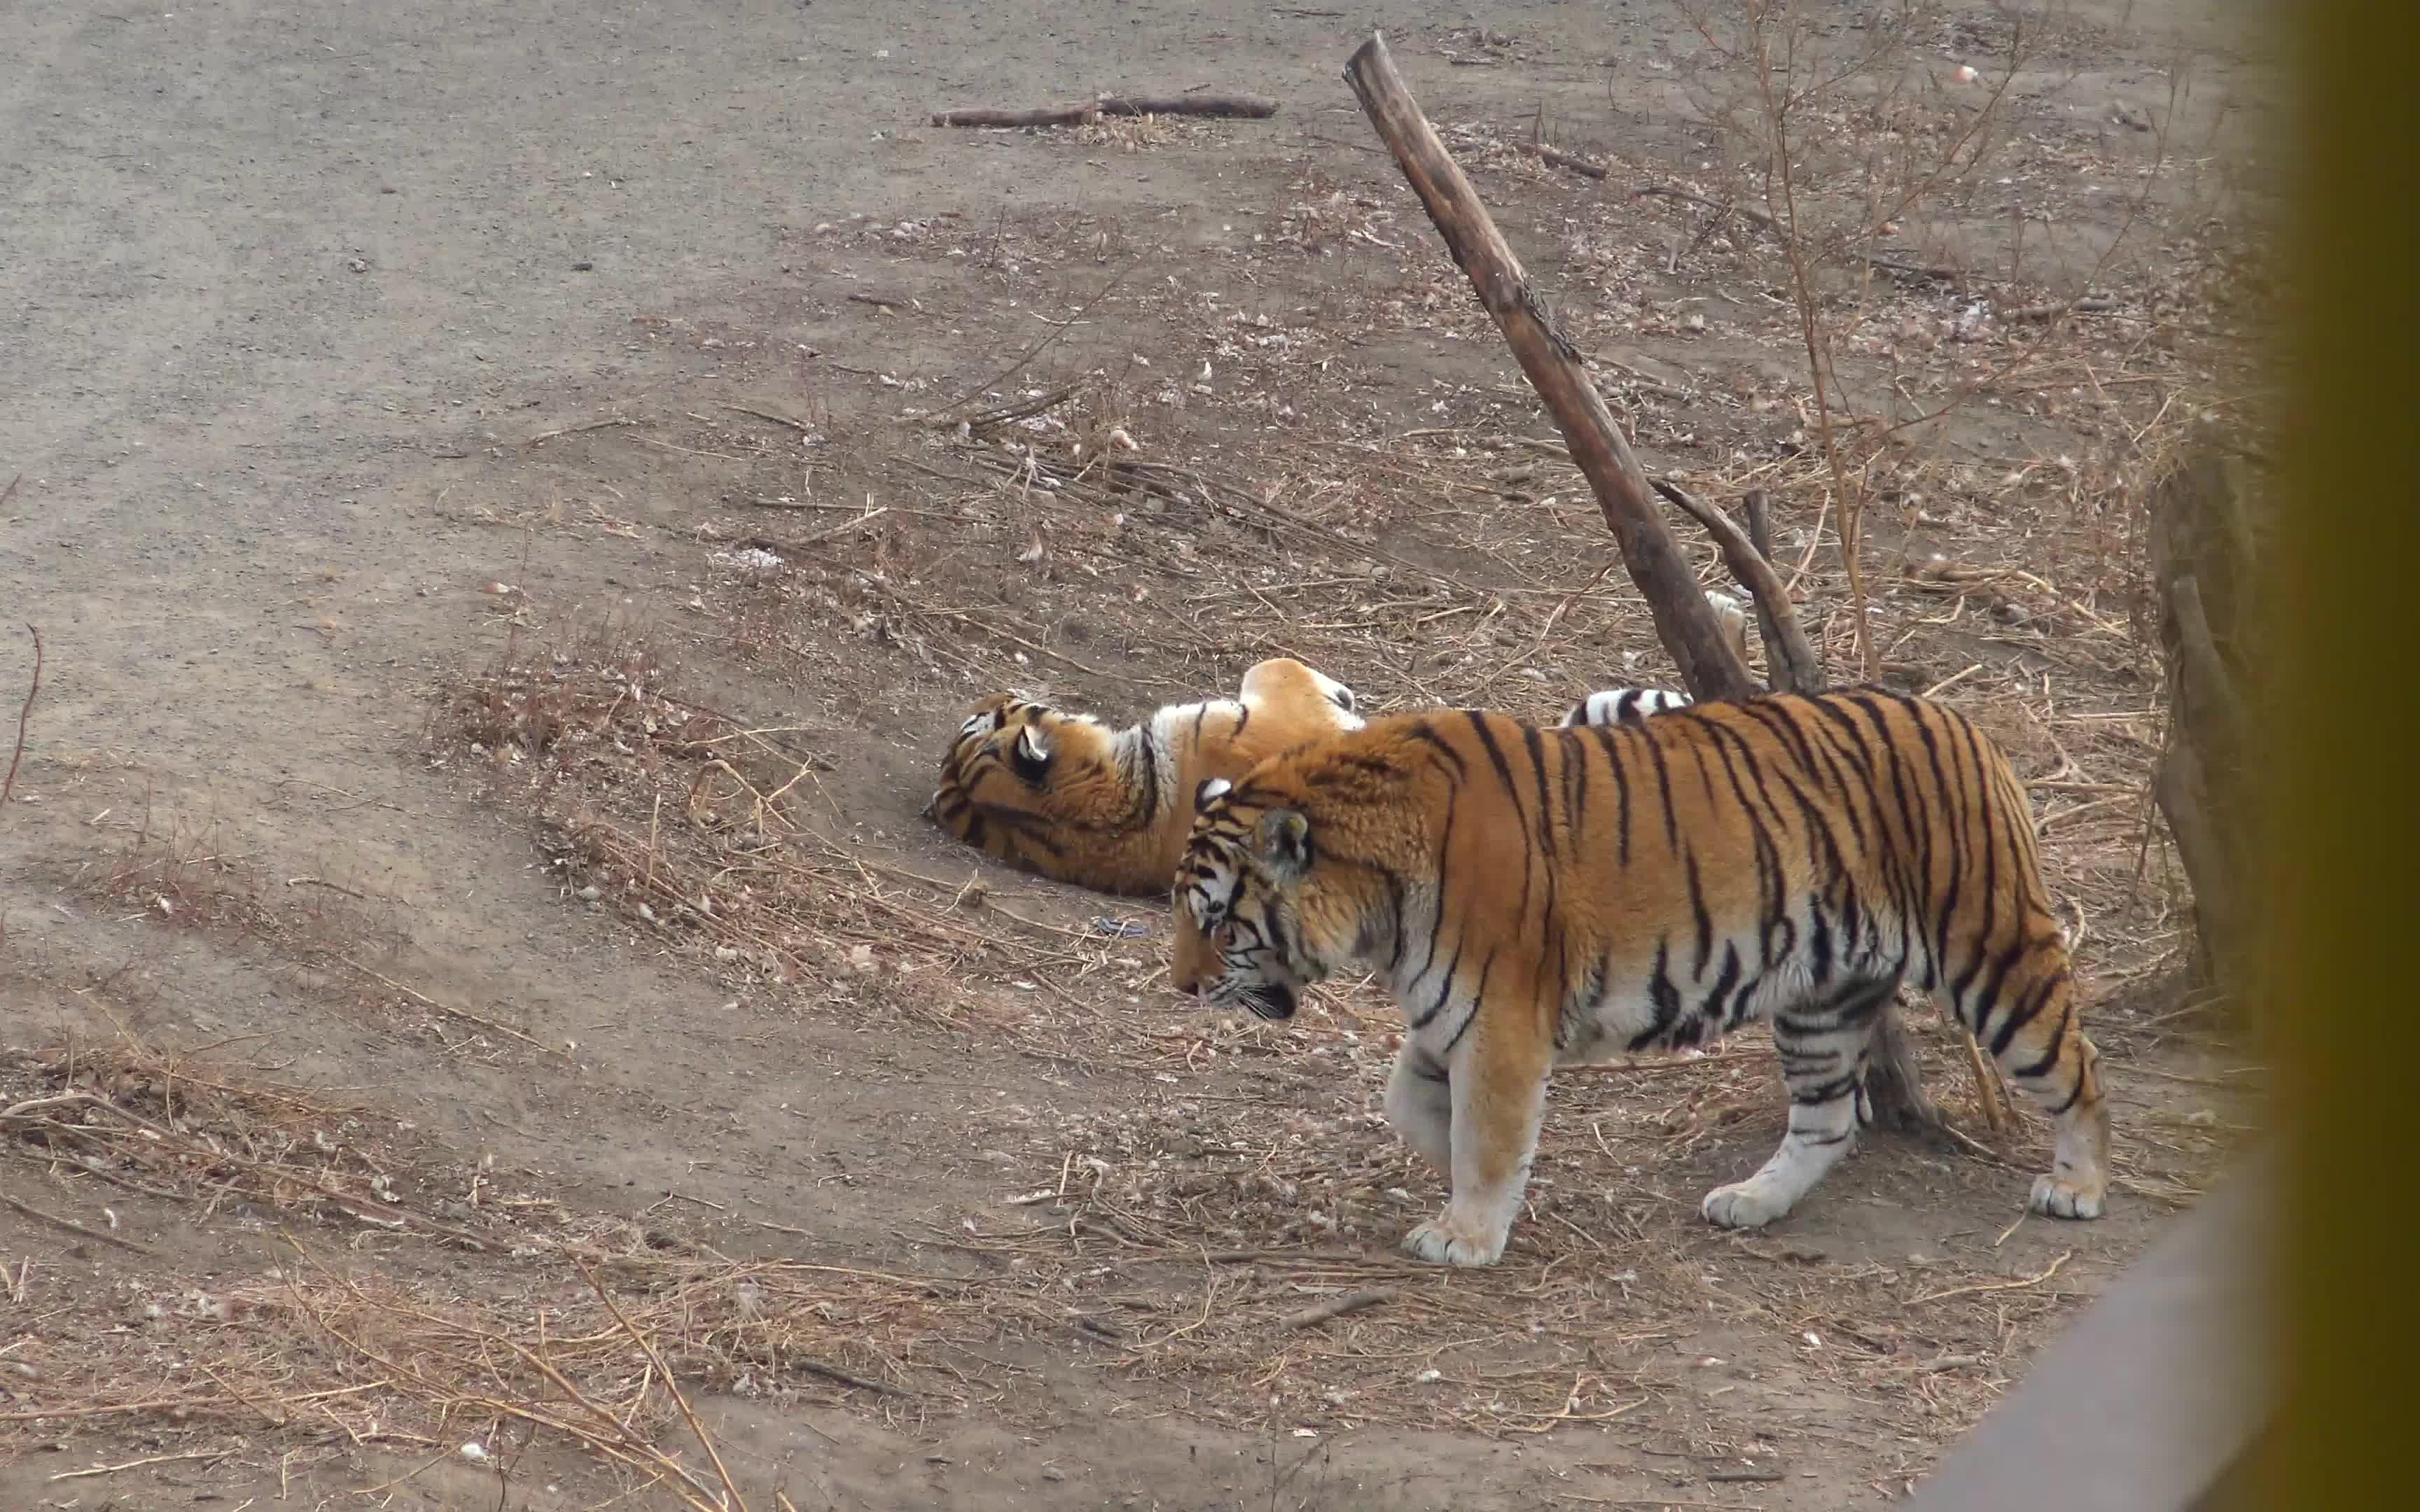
[1957,944,2109,1220]
[1703,975,1898,1230]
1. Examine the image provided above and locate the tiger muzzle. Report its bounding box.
[1242,982,1298,1021]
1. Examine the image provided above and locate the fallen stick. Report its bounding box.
[1280,1286,1398,1330]
[1910,1250,2072,1306]
[718,402,816,433]
[4,623,39,806]
[0,1190,152,1256]
[793,1357,909,1396]
[1101,94,1277,118]
[932,94,1277,128]
[576,1260,751,1511]
[338,957,555,1052]
[1888,1352,1984,1374]
[0,1382,385,1426]
[1962,1030,2012,1135]
[932,104,1097,129]
[2004,297,2120,321]
[524,416,634,447]
[51,1447,237,1483]
[1531,141,1608,178]
[758,505,892,557]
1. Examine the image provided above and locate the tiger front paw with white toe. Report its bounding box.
[1403,1214,1508,1267]
[1701,1180,1796,1231]
[2029,1172,2106,1221]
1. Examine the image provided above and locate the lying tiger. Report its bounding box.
[930,654,1710,897]
[1169,688,2110,1266]
[928,658,1365,896]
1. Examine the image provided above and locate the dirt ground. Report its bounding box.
[1,1,2268,1508]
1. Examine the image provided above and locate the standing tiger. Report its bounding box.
[928,658,1363,896]
[1169,690,2109,1266]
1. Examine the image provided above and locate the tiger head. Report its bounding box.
[1169,768,1393,1022]
[929,659,1365,898]
[927,693,1135,854]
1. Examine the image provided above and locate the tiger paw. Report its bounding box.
[1403,1214,1507,1268]
[1700,1180,1795,1231]
[2029,1173,2106,1221]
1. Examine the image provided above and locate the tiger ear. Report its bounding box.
[1195,777,1232,811]
[1010,724,1052,783]
[1256,808,1312,879]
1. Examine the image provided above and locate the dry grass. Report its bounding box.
[59,789,398,957]
[0,1013,2248,1481]
[445,621,1154,1044]
[0,1026,989,1494]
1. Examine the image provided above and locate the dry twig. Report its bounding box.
[0,1190,151,1256]
[932,95,1278,127]
[1279,1286,1399,1329]
[3,623,38,807]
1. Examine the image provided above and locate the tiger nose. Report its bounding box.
[1170,969,1202,997]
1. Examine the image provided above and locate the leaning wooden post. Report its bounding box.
[1341,35,1756,700]
[1342,32,1942,1133]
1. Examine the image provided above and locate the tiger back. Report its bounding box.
[929,657,1362,897]
[1168,690,2110,1266]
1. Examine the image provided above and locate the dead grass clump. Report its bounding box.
[1272,175,1406,257]
[1069,114,1217,154]
[438,616,1163,1042]
[62,796,396,965]
[0,1035,548,1256]
[0,1029,1013,1502]
[0,1229,976,1508]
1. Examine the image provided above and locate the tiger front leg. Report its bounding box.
[1382,1042,1453,1172]
[1402,1016,1552,1268]
[1702,977,1896,1230]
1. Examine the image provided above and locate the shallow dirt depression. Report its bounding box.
[0,0,2267,1506]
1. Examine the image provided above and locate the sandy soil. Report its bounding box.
[1,1,2265,1506]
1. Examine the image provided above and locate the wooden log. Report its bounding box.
[1531,141,1608,179]
[1341,34,1756,701]
[931,104,1100,129]
[1741,487,1777,564]
[1099,94,1278,120]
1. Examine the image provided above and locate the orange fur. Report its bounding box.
[928,658,1361,896]
[1169,690,2110,1266]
